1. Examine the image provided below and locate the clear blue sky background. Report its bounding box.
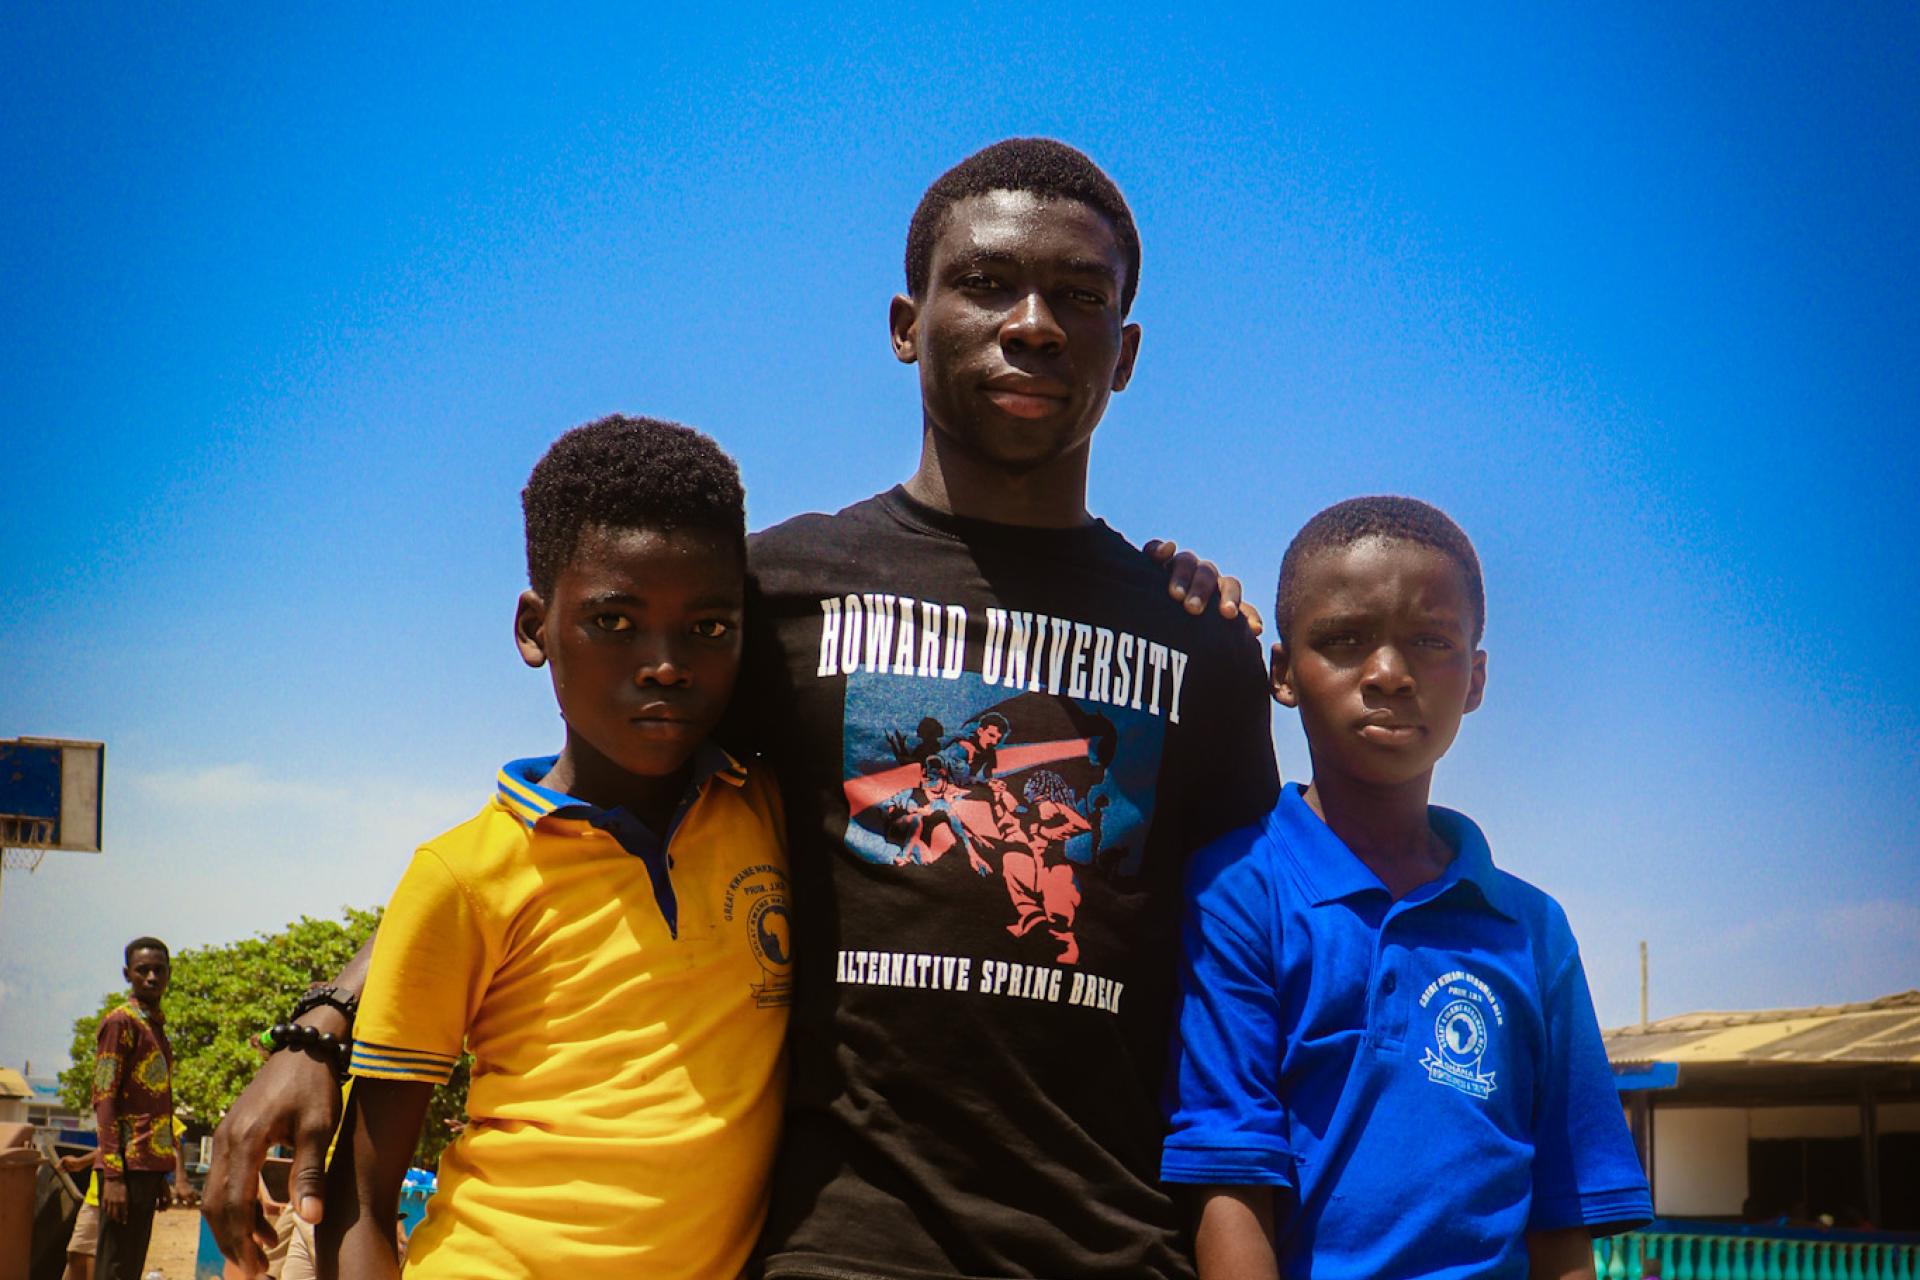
[4,6,1916,1076]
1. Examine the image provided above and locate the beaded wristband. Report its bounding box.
[261,1021,352,1082]
[289,983,359,1026]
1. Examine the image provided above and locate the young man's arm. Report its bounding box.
[1195,1186,1280,1280]
[1525,1226,1597,1280]
[90,1012,130,1223]
[317,1079,433,1280]
[205,934,374,1271]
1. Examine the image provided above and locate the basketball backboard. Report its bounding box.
[0,737,104,875]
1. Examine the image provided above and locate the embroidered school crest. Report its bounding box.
[1417,969,1503,1100]
[724,863,794,1008]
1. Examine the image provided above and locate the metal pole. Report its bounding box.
[1862,1081,1881,1227]
[1639,940,1649,1028]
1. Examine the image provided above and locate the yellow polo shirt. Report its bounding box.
[350,750,791,1280]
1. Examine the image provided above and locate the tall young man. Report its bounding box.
[742,138,1277,1279]
[205,139,1273,1280]
[92,937,179,1280]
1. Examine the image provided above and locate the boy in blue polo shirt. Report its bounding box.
[1162,497,1650,1280]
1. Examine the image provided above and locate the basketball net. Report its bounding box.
[0,815,54,874]
[1,846,46,872]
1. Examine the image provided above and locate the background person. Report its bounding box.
[90,936,178,1280]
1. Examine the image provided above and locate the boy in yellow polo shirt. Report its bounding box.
[324,415,790,1279]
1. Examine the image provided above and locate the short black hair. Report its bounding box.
[1274,496,1486,645]
[905,137,1142,316]
[124,936,169,965]
[522,415,746,599]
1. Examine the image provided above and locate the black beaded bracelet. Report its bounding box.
[262,1021,353,1082]
[290,983,359,1026]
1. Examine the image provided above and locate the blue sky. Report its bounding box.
[3,6,1916,1076]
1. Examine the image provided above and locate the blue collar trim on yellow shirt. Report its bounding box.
[494,743,746,828]
[493,743,747,940]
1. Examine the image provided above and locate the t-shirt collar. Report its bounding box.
[1268,782,1516,920]
[493,741,747,829]
[877,485,1114,553]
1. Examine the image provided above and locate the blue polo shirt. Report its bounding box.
[1162,784,1650,1279]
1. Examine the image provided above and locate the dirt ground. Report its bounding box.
[144,1205,204,1278]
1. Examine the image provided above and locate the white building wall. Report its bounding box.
[1654,1107,1748,1216]
[1652,1099,1920,1216]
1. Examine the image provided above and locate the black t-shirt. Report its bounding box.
[738,487,1280,1280]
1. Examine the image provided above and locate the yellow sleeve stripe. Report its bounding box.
[349,1041,458,1084]
[352,1041,458,1068]
[351,1059,451,1082]
[350,1062,451,1084]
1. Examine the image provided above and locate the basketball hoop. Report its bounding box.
[0,739,105,900]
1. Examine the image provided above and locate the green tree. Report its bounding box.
[62,909,471,1169]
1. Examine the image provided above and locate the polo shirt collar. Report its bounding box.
[1427,803,1518,920]
[493,741,747,829]
[1269,784,1379,905]
[492,743,747,943]
[1268,782,1517,921]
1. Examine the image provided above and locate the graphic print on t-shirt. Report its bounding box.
[841,669,1165,968]
[812,586,1199,1018]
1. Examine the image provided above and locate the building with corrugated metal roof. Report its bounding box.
[1604,990,1920,1230]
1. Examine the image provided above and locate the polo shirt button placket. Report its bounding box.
[1371,931,1409,1048]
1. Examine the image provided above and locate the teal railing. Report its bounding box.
[1593,1231,1920,1280]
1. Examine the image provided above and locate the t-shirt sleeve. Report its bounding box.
[1529,946,1654,1232]
[1161,836,1294,1188]
[1177,625,1281,850]
[348,847,491,1086]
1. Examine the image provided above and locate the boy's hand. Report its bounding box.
[102,1176,129,1224]
[204,1043,344,1274]
[1145,540,1263,635]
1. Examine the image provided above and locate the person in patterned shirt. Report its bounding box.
[91,935,178,1280]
